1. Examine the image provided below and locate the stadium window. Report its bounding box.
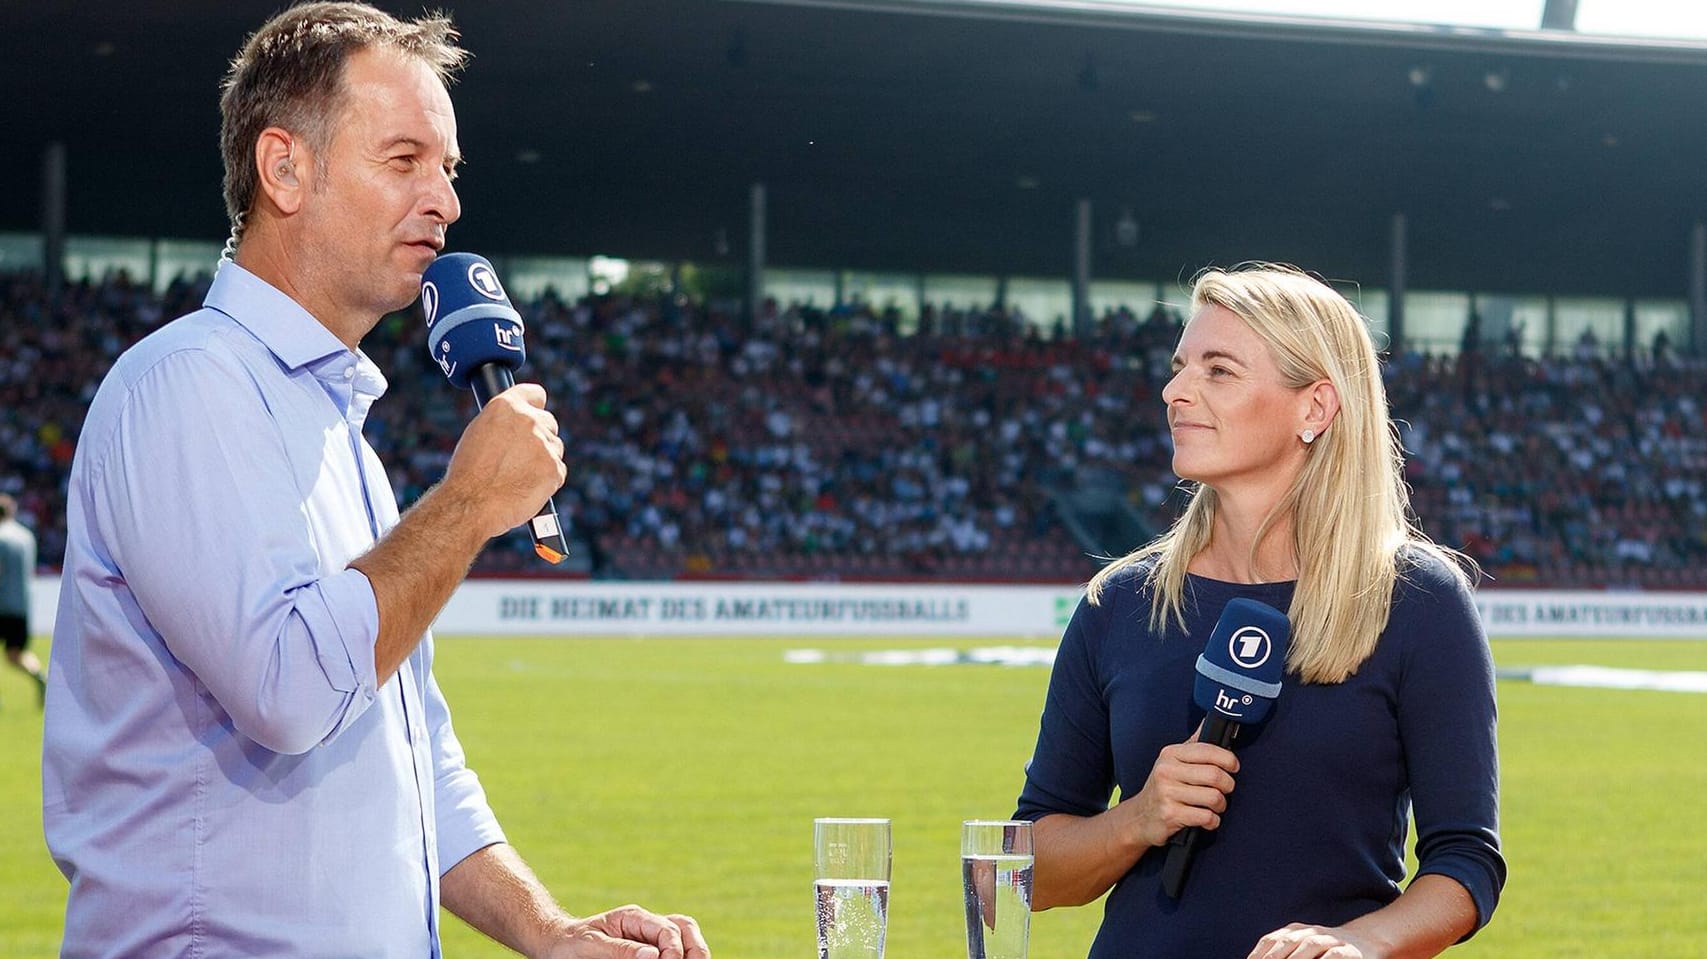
[64,235,152,287]
[1552,296,1625,358]
[0,232,44,272]
[612,260,674,297]
[923,273,999,313]
[840,271,920,328]
[1402,291,1473,357]
[1090,280,1159,321]
[1471,294,1548,357]
[1634,300,1687,357]
[765,268,836,310]
[1334,285,1390,353]
[1005,276,1073,336]
[153,239,222,292]
[588,255,629,296]
[1156,279,1194,327]
[501,256,591,302]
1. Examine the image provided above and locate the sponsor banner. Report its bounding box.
[434,580,1086,637]
[1475,590,1707,637]
[29,577,1707,640]
[441,583,1707,639]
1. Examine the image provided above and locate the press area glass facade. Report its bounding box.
[0,231,1686,360]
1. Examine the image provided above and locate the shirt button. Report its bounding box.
[343,366,356,379]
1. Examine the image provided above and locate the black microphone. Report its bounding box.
[421,252,569,564]
[1160,597,1290,899]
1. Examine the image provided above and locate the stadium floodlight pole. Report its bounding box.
[1692,223,1707,355]
[42,142,66,296]
[1541,0,1579,31]
[1073,198,1091,338]
[750,182,767,327]
[1389,212,1407,356]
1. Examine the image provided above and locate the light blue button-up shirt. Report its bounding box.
[43,261,504,958]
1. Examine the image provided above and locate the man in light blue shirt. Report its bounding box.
[42,5,708,958]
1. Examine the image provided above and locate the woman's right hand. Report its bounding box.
[1031,727,1244,910]
[1122,726,1242,849]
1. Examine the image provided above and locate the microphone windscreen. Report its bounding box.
[422,252,526,389]
[1192,598,1290,725]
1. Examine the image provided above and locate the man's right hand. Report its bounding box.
[352,382,563,682]
[442,382,566,540]
[539,905,710,959]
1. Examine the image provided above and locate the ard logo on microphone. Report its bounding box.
[1215,625,1273,714]
[1227,625,1272,669]
[467,262,506,301]
[420,282,440,326]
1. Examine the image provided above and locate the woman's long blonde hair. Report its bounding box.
[1087,263,1471,684]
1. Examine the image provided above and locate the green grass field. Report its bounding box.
[3,635,1705,957]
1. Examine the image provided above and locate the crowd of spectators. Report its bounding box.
[5,266,1707,590]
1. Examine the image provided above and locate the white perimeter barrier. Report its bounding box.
[27,576,1707,640]
[434,580,1084,637]
[1474,590,1707,638]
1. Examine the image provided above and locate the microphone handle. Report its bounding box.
[1160,713,1242,899]
[469,364,570,564]
[1200,712,1240,749]
[469,363,514,409]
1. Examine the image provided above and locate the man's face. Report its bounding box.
[298,47,461,324]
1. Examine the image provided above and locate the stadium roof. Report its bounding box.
[6,0,1707,298]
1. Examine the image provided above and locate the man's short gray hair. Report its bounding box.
[218,2,467,252]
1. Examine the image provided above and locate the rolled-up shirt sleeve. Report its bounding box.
[424,662,506,872]
[89,345,381,756]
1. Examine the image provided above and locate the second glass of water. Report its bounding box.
[962,819,1033,959]
[814,817,891,959]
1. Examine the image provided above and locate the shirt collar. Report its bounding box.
[205,259,351,371]
[203,259,389,410]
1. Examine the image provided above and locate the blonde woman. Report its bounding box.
[1014,265,1503,958]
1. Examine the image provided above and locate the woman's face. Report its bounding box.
[1162,304,1309,495]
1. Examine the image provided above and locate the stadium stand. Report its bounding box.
[3,266,1703,588]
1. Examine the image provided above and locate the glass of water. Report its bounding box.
[814,818,892,959]
[961,819,1033,959]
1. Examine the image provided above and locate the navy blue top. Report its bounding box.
[1016,554,1505,958]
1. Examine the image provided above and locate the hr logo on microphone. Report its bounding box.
[494,323,523,352]
[1227,626,1272,669]
[1215,688,1254,713]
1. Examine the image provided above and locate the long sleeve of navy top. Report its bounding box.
[1015,554,1505,958]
